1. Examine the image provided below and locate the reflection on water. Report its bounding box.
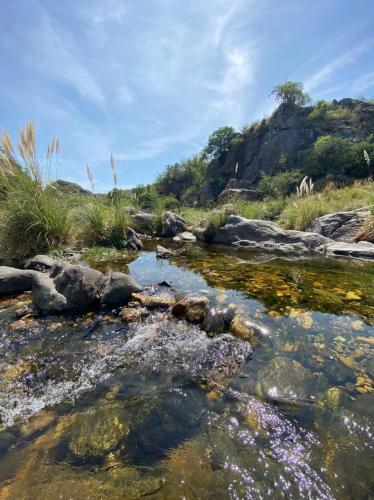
[0,245,374,498]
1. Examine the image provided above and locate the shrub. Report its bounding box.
[306,134,374,180]
[258,169,302,198]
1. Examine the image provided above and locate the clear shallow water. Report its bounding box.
[0,245,374,499]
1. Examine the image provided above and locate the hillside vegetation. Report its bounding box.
[0,82,373,259]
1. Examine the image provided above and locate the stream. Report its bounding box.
[0,244,373,499]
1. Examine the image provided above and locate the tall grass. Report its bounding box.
[0,123,72,258]
[279,181,373,230]
[78,197,132,248]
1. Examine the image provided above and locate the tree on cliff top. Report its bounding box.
[271,81,311,107]
[201,126,237,161]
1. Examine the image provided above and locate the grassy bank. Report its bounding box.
[1,125,373,260]
[181,180,373,232]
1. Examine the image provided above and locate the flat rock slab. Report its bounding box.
[173,231,197,242]
[323,241,374,259]
[197,215,332,254]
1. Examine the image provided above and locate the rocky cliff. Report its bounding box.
[205,98,374,199]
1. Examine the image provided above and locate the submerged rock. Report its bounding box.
[230,314,269,346]
[171,295,209,322]
[120,307,143,322]
[257,357,318,401]
[161,211,187,237]
[101,272,142,306]
[196,215,331,254]
[24,254,55,272]
[201,305,236,335]
[0,266,39,296]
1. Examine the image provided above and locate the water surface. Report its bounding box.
[0,245,373,499]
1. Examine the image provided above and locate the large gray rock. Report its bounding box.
[0,266,38,296]
[306,208,369,241]
[32,273,67,313]
[132,211,156,232]
[322,241,374,260]
[256,357,318,401]
[197,215,332,254]
[126,228,143,251]
[161,211,187,237]
[24,255,55,272]
[101,272,142,306]
[54,265,104,310]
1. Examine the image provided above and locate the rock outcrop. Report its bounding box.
[205,99,374,199]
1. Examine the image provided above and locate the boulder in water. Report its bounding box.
[173,231,197,242]
[0,266,39,296]
[101,272,142,306]
[126,228,143,251]
[54,265,104,310]
[156,245,175,259]
[132,292,176,308]
[32,273,68,313]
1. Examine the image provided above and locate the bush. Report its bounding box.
[258,169,302,198]
[306,134,374,180]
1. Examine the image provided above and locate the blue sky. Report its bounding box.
[1,0,373,192]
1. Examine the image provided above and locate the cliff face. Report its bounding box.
[206,98,374,199]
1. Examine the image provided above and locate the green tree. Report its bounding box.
[271,81,311,107]
[201,126,237,161]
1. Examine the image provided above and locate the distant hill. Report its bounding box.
[53,179,91,196]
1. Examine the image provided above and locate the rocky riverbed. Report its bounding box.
[0,244,373,498]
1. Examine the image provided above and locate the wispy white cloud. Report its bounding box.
[24,8,106,108]
[350,71,374,93]
[304,39,374,92]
